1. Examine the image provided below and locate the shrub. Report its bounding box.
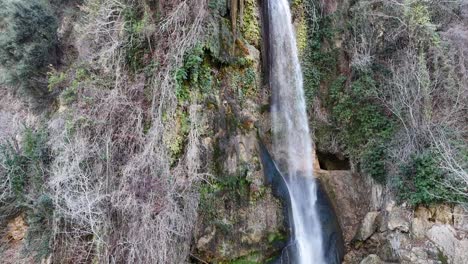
[0,0,58,100]
[175,45,213,103]
[302,8,338,105]
[0,127,49,199]
[329,74,393,157]
[123,7,152,73]
[398,151,466,206]
[362,141,387,184]
[0,141,28,197]
[25,194,54,260]
[0,127,52,258]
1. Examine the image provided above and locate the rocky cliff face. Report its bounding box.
[0,0,466,263]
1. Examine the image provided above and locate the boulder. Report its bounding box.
[426,224,458,262]
[411,217,432,239]
[387,208,410,232]
[430,204,453,224]
[360,254,383,264]
[454,239,468,264]
[400,247,430,264]
[454,206,468,232]
[316,169,370,243]
[354,211,380,241]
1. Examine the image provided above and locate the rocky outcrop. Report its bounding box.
[316,168,370,246]
[354,212,380,242]
[1,215,33,264]
[192,1,287,262]
[359,254,383,264]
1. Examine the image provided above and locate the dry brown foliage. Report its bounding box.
[47,0,209,263]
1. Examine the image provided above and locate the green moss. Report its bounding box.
[240,0,261,47]
[222,252,262,264]
[267,231,286,244]
[166,110,190,163]
[296,18,308,55]
[199,158,251,221]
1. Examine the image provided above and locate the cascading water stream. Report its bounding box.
[268,0,325,263]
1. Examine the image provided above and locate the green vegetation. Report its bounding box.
[0,127,53,259]
[167,110,190,162]
[0,0,58,100]
[303,0,467,205]
[329,74,393,155]
[123,7,153,73]
[226,254,261,264]
[175,45,213,103]
[24,194,54,260]
[301,5,338,104]
[398,151,466,206]
[47,68,67,92]
[240,0,261,47]
[199,170,250,220]
[437,248,449,264]
[361,141,388,184]
[0,127,49,199]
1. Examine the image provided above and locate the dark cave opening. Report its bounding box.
[317,151,351,171]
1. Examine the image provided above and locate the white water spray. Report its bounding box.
[268,0,325,263]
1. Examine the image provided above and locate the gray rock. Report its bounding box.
[427,224,458,255]
[454,206,468,232]
[387,208,410,232]
[426,224,458,262]
[354,211,380,241]
[411,217,432,239]
[454,238,468,264]
[360,254,383,264]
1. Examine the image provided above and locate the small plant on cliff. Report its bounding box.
[175,45,213,102]
[0,0,58,102]
[0,127,49,200]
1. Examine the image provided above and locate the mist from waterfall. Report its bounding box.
[268,0,325,263]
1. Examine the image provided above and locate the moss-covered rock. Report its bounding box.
[240,0,261,48]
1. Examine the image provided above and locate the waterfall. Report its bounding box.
[267,0,326,263]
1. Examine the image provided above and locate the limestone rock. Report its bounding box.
[387,208,410,232]
[354,211,380,241]
[415,205,433,220]
[431,204,453,224]
[360,254,383,264]
[454,205,468,232]
[426,224,458,261]
[6,215,27,241]
[454,238,468,264]
[194,190,284,261]
[411,217,432,239]
[400,247,431,264]
[316,170,370,243]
